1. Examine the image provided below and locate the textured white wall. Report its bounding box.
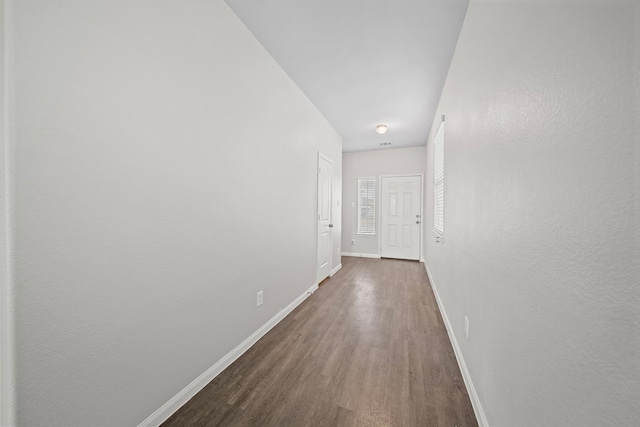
[424,1,639,426]
[342,147,425,257]
[4,1,341,425]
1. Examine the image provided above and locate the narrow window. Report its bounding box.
[357,177,376,235]
[434,122,445,236]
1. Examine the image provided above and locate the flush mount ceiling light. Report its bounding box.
[375,124,388,135]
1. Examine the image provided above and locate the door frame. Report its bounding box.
[378,174,424,261]
[316,152,333,283]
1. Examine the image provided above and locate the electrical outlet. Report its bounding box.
[351,239,355,245]
[337,247,340,255]
[257,291,263,307]
[464,316,469,339]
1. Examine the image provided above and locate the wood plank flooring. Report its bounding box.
[162,257,478,427]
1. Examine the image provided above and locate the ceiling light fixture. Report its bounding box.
[375,124,388,135]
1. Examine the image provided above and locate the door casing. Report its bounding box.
[379,174,423,261]
[316,152,333,282]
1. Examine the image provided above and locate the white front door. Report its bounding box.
[380,175,422,260]
[316,153,333,282]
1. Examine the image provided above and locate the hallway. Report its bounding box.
[163,257,478,426]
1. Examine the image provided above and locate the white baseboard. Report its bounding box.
[330,263,342,277]
[340,252,381,259]
[138,282,319,427]
[423,262,489,427]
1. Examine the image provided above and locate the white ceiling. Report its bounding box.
[225,0,469,152]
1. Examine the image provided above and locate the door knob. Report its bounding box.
[416,221,420,224]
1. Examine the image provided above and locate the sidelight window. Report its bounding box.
[357,177,376,235]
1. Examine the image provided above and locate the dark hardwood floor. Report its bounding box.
[162,257,478,427]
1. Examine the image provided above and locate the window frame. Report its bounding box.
[433,121,445,237]
[357,176,376,236]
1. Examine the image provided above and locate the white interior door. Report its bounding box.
[380,175,422,260]
[316,153,333,282]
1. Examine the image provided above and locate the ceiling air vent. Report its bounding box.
[379,142,392,146]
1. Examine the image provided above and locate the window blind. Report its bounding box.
[357,177,376,235]
[434,122,444,235]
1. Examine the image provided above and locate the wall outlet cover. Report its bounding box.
[257,291,263,307]
[464,316,469,339]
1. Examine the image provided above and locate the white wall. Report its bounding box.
[424,0,639,426]
[2,1,341,425]
[342,147,425,257]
